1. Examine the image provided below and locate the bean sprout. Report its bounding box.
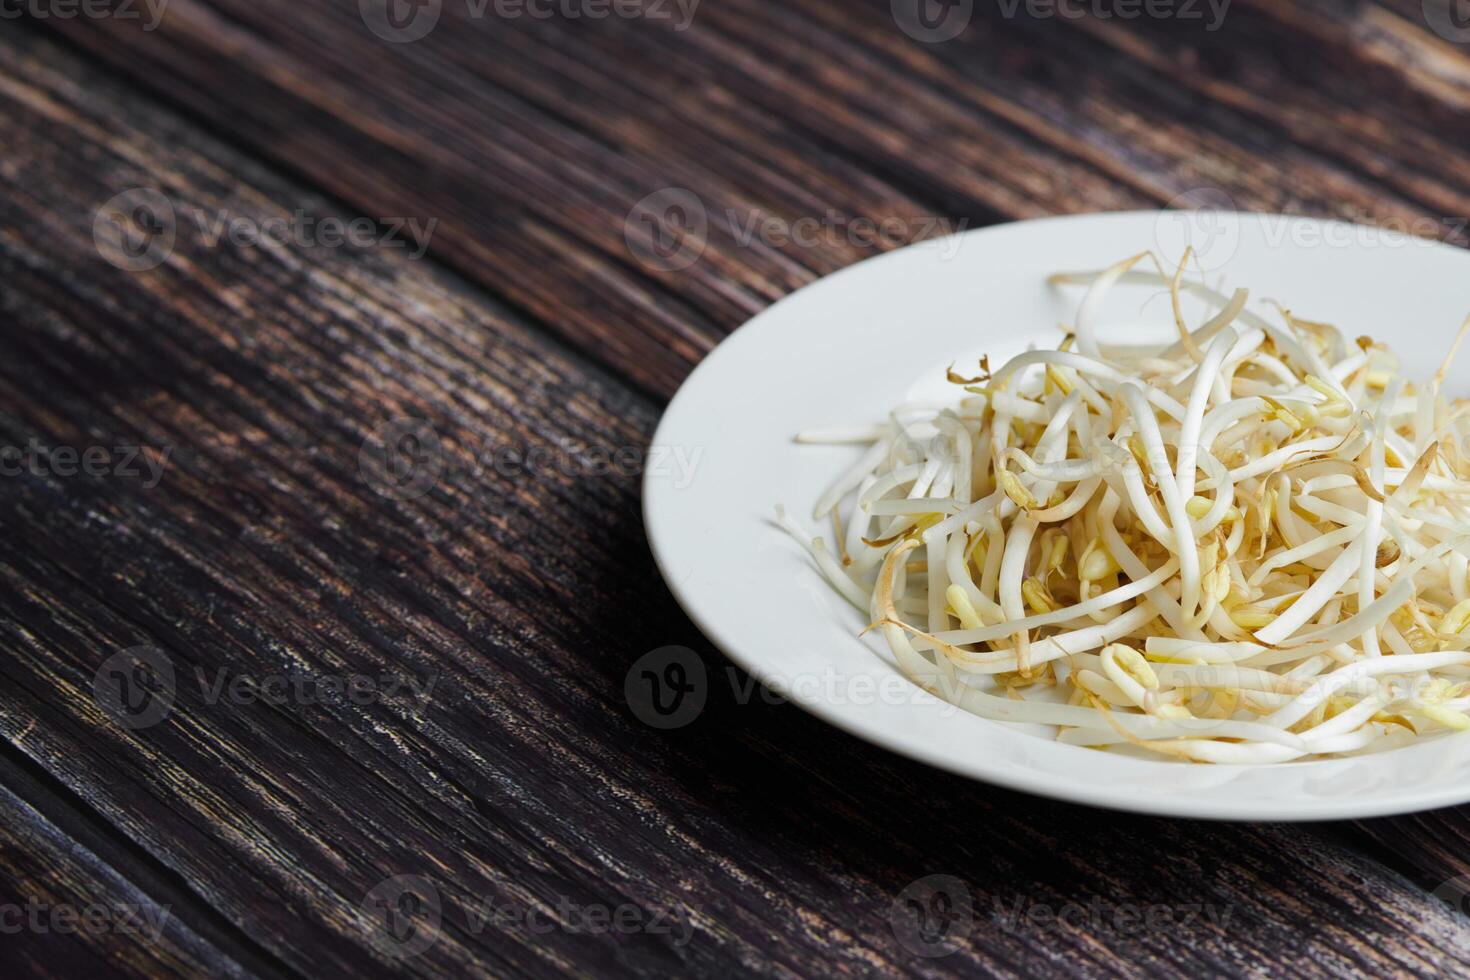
[783,255,1470,763]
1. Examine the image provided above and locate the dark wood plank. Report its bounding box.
[5,17,1470,979]
[0,24,694,978]
[0,751,289,979]
[40,0,1470,411]
[0,778,240,977]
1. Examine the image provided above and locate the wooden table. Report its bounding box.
[5,1,1470,975]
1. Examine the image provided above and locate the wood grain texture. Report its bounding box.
[2,1,1470,977]
[39,0,1470,391]
[0,752,285,978]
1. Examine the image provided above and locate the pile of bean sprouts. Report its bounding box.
[781,252,1470,763]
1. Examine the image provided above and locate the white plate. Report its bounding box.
[644,211,1470,821]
